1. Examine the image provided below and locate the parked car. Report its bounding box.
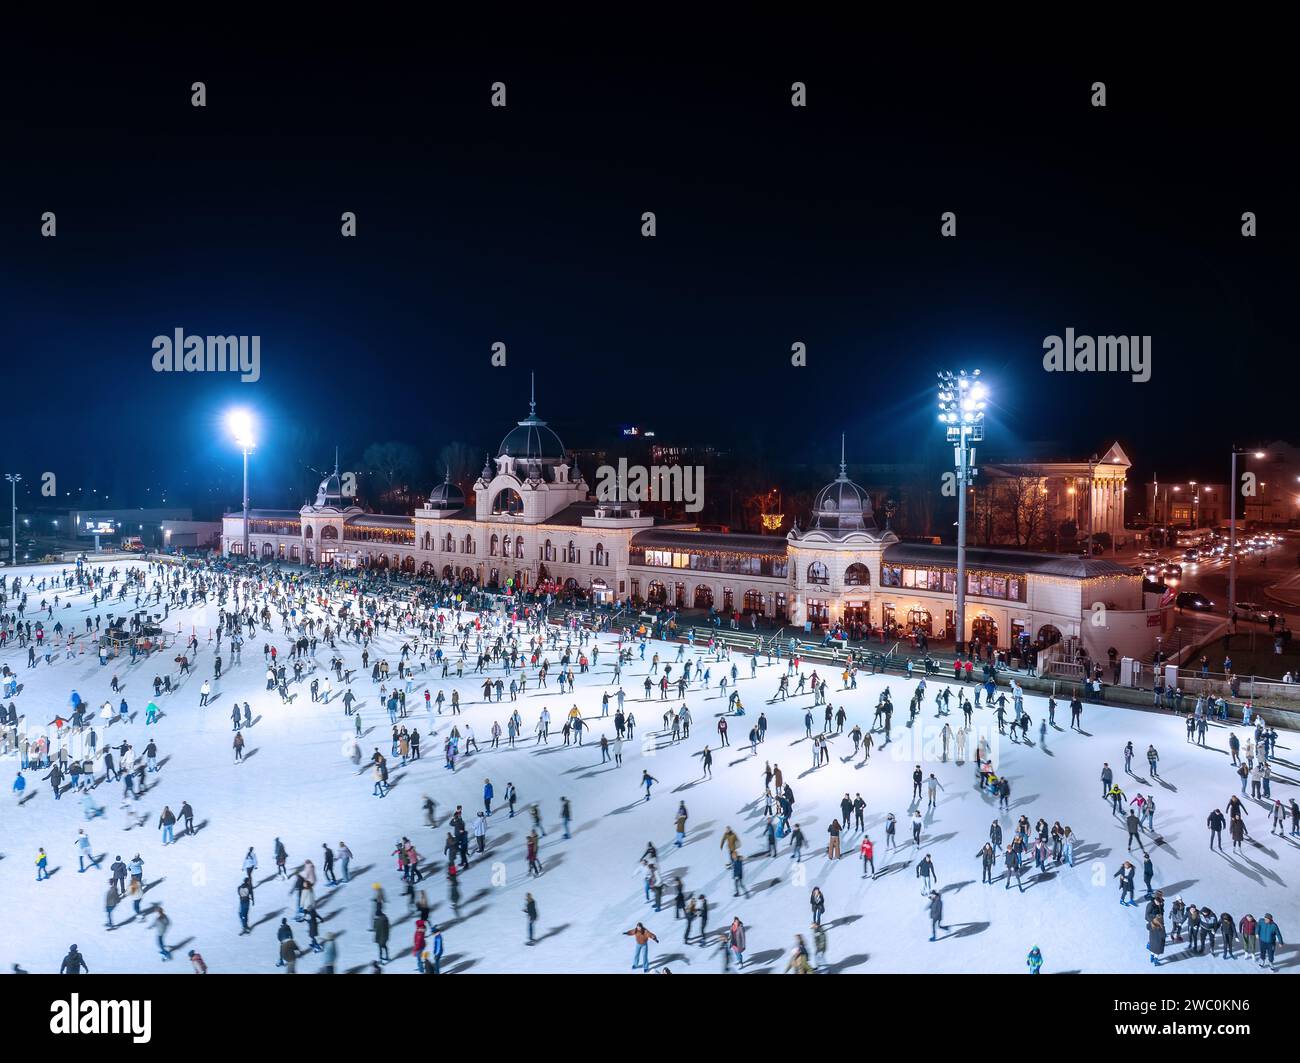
[1175,591,1214,611]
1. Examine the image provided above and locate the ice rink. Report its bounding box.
[1,560,1295,974]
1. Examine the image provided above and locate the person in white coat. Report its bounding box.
[473,811,488,853]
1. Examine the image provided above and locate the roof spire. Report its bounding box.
[529,371,536,417]
[839,433,847,480]
[333,446,339,476]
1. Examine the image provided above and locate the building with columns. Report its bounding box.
[972,441,1132,551]
[221,405,1166,660]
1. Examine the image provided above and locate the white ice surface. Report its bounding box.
[0,561,1294,974]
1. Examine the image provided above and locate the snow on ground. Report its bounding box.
[1,561,1296,975]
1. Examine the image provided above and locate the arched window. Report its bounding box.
[844,562,870,586]
[420,561,434,576]
[303,525,313,539]
[492,488,524,515]
[320,525,339,541]
[502,535,511,557]
[289,545,299,562]
[490,534,499,557]
[515,537,524,559]
[647,579,667,605]
[261,543,274,559]
[694,584,714,609]
[464,534,475,555]
[564,577,579,592]
[543,539,554,562]
[442,565,454,579]
[443,533,454,552]
[594,542,606,567]
[460,567,476,583]
[567,540,577,563]
[807,560,829,585]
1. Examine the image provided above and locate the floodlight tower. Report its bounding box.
[937,370,987,657]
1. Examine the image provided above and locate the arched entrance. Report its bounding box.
[971,615,998,645]
[1037,624,1062,645]
[694,584,714,609]
[906,608,933,634]
[647,580,667,605]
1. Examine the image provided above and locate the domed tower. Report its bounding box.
[476,375,587,523]
[809,448,877,536]
[299,447,363,555]
[787,435,896,629]
[425,467,467,514]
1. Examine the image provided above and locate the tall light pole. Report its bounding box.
[1228,447,1266,628]
[1086,452,1098,556]
[228,410,256,560]
[3,474,19,566]
[938,369,987,658]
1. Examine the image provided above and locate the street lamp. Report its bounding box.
[1087,453,1098,556]
[937,368,987,657]
[3,474,20,566]
[1228,448,1266,627]
[227,409,256,560]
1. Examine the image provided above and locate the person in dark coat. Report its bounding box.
[1113,861,1136,905]
[928,891,947,941]
[59,944,88,974]
[1219,912,1237,959]
[1207,809,1226,850]
[373,909,391,963]
[1147,915,1166,966]
[1229,816,1249,852]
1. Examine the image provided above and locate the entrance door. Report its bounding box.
[971,615,998,645]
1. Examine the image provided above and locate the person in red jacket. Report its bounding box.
[860,836,876,877]
[187,949,207,974]
[413,917,428,972]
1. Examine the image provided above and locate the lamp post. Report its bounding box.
[1086,453,1098,557]
[937,369,987,658]
[1228,448,1266,629]
[228,410,256,561]
[3,474,20,566]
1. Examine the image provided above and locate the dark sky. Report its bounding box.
[1,26,1292,513]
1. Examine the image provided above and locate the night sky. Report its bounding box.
[1,27,1292,513]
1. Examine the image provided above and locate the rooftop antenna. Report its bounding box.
[530,371,536,417]
[839,433,847,479]
[333,446,339,476]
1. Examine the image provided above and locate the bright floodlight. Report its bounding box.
[228,409,255,449]
[936,369,987,442]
